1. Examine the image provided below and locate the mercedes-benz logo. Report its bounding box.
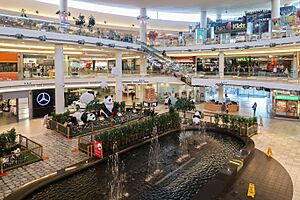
[36,92,51,106]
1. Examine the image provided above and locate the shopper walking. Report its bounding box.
[252,102,257,116]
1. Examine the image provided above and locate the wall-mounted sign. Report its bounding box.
[214,22,231,34]
[32,89,55,118]
[36,92,51,106]
[214,21,246,34]
[231,22,247,32]
[94,141,103,159]
[275,95,299,101]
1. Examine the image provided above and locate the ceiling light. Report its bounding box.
[15,34,24,39]
[78,40,85,45]
[38,35,47,41]
[96,42,104,46]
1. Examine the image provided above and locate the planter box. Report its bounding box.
[0,135,43,173]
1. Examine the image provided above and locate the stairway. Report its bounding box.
[138,41,192,86]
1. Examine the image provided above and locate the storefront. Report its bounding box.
[213,20,247,44]
[23,55,55,79]
[0,91,30,125]
[0,52,19,80]
[273,93,300,119]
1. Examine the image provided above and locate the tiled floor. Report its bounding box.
[220,149,293,200]
[0,119,87,200]
[0,96,299,200]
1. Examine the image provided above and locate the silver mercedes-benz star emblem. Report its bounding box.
[36,92,51,106]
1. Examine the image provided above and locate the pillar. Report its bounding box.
[59,0,68,23]
[140,55,147,75]
[115,51,123,103]
[55,45,65,114]
[218,86,224,103]
[200,11,207,29]
[138,85,145,103]
[219,52,224,78]
[292,52,299,79]
[216,13,222,21]
[271,0,281,20]
[138,8,148,43]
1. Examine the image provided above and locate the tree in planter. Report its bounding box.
[174,98,195,120]
[87,15,96,32]
[51,111,70,124]
[0,128,17,157]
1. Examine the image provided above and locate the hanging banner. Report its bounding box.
[94,141,103,159]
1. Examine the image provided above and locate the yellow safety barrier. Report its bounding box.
[267,147,273,158]
[247,183,255,198]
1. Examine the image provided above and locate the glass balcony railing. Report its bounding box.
[0,13,138,43]
[1,12,300,48]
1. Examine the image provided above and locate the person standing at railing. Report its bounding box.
[252,102,257,116]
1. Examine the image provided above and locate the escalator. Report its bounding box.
[138,41,192,86]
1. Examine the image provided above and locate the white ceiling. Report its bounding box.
[85,0,288,13]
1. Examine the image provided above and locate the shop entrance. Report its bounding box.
[0,96,18,126]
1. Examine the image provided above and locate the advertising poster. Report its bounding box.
[32,89,55,118]
[94,141,103,159]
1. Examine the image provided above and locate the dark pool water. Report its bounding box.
[27,130,244,200]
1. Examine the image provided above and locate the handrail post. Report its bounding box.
[0,159,3,174]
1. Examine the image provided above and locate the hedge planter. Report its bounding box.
[49,113,144,138]
[0,134,43,173]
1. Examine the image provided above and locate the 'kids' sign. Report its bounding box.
[94,141,103,159]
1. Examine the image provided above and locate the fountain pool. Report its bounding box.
[25,129,244,200]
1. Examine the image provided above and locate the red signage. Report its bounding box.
[94,141,103,159]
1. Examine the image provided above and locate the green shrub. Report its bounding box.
[95,112,180,154]
[51,111,70,124]
[0,128,17,157]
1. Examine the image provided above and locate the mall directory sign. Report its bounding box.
[32,89,55,118]
[275,95,299,101]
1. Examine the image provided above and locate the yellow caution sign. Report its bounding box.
[267,147,273,158]
[247,183,255,198]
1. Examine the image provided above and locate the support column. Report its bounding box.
[140,55,148,75]
[271,0,281,20]
[200,11,207,29]
[218,86,224,103]
[138,8,149,43]
[138,85,145,104]
[219,52,225,78]
[292,52,299,79]
[115,51,123,103]
[55,45,65,114]
[216,13,222,21]
[59,0,68,23]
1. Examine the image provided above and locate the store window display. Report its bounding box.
[23,56,54,79]
[274,93,300,119]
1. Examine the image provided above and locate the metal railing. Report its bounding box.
[1,12,299,47]
[0,134,43,173]
[0,13,137,43]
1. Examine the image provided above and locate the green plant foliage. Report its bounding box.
[51,111,70,124]
[95,112,180,154]
[0,128,17,157]
[174,98,195,113]
[86,100,103,112]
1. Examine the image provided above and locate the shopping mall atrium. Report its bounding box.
[0,0,299,199]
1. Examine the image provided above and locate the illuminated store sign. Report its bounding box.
[275,95,299,101]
